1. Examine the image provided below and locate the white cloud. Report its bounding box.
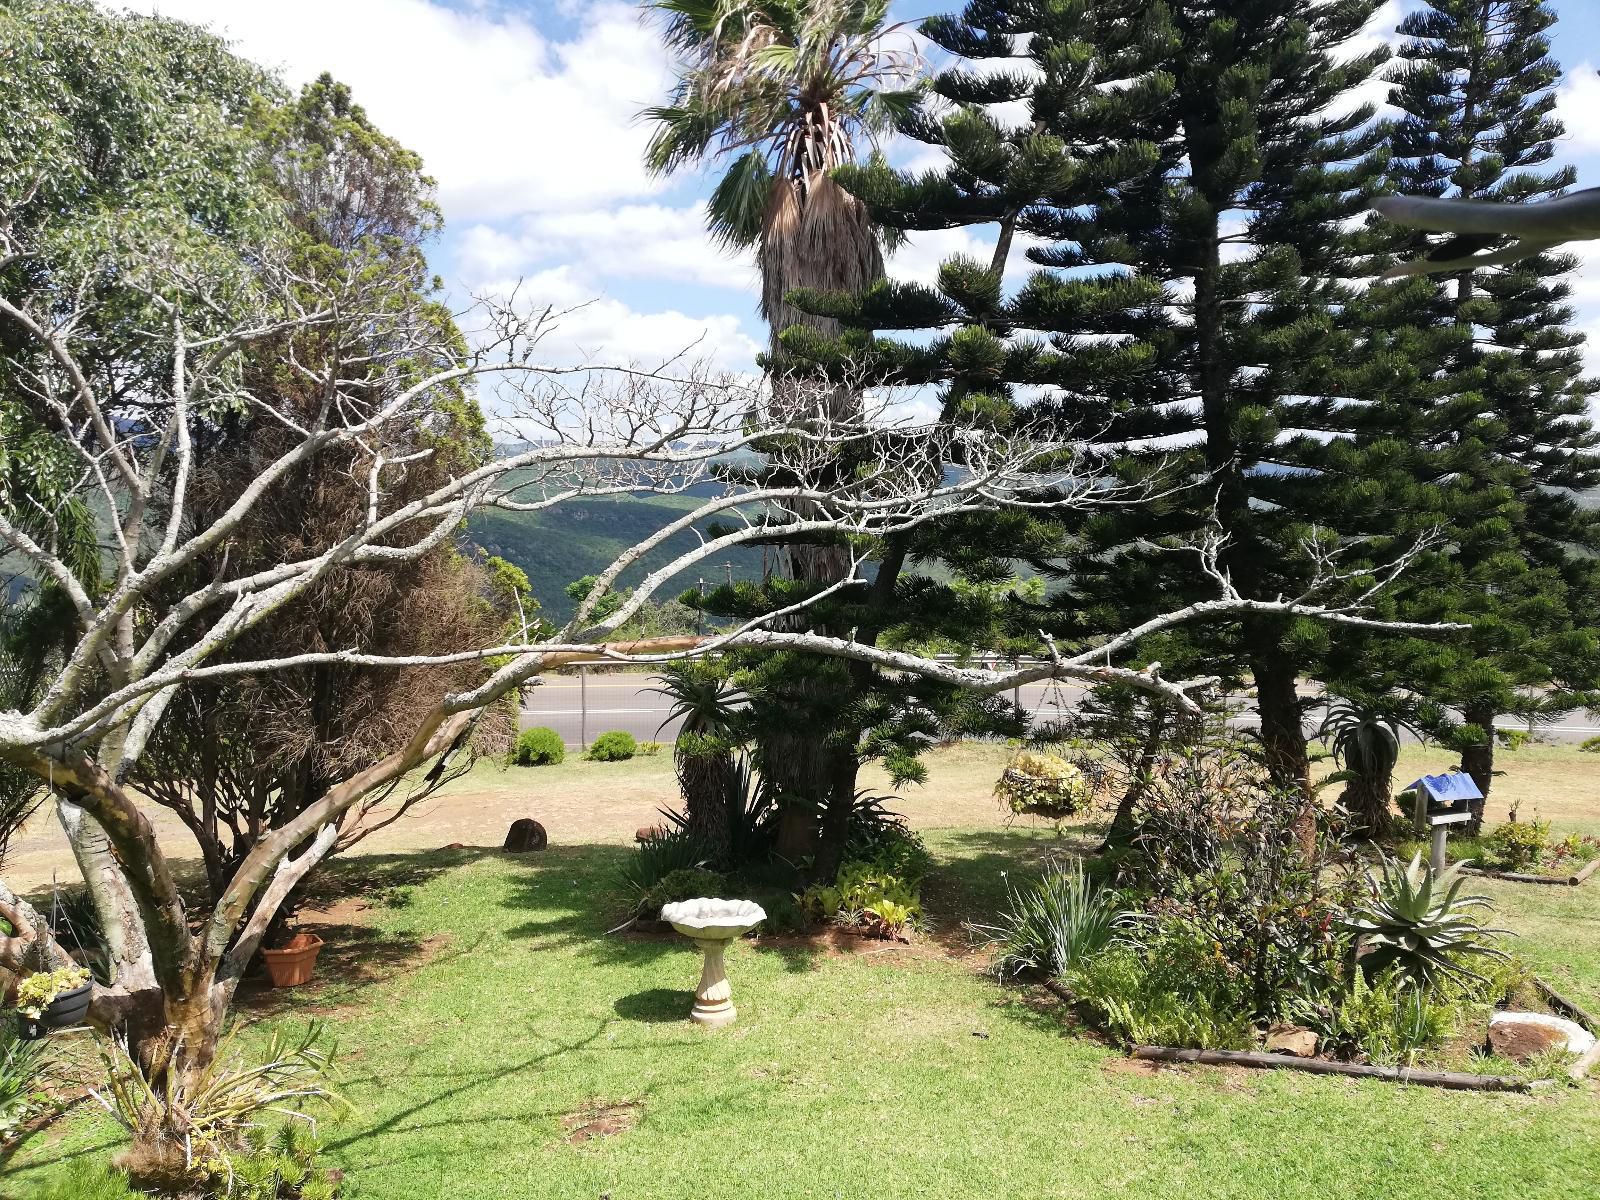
[1556,64,1600,155]
[473,267,761,374]
[457,206,758,293]
[135,0,672,222]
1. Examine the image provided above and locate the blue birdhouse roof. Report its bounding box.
[1403,772,1484,804]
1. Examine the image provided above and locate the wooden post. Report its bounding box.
[579,664,588,752]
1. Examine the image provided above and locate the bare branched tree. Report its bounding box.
[0,230,1449,1157]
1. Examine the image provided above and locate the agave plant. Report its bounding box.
[1340,852,1508,989]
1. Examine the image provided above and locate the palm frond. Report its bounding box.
[706,150,773,248]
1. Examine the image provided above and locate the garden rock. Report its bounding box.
[1265,1024,1319,1057]
[635,823,668,843]
[1488,1012,1596,1061]
[503,818,548,853]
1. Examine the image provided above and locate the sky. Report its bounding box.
[132,0,1600,383]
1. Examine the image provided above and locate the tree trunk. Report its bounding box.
[677,747,732,865]
[1253,653,1315,858]
[1099,719,1168,852]
[1461,701,1496,834]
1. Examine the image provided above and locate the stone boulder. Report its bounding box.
[1264,1023,1319,1058]
[635,823,669,843]
[1487,1011,1596,1062]
[503,818,548,853]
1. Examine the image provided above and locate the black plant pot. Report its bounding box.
[17,981,92,1039]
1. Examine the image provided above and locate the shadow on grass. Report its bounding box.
[614,987,696,1022]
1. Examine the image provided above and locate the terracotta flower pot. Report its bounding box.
[261,933,324,988]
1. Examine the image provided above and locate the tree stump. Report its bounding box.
[503,818,548,853]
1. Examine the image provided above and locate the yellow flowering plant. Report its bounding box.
[995,752,1093,819]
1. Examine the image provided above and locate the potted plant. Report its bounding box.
[14,965,92,1039]
[261,929,325,988]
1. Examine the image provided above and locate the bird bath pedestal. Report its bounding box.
[660,898,766,1027]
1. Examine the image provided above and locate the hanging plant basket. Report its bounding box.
[261,933,324,988]
[995,752,1094,821]
[17,980,92,1040]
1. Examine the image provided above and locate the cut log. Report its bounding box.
[1128,1045,1550,1093]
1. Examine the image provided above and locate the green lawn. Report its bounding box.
[10,826,1600,1199]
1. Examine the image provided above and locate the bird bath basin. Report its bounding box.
[660,898,766,1027]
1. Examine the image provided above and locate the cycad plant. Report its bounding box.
[644,0,919,364]
[1316,698,1412,839]
[1340,852,1508,989]
[652,663,747,863]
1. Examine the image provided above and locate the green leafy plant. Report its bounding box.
[1305,967,1452,1066]
[1315,697,1412,837]
[1340,853,1507,988]
[14,965,89,1020]
[1066,928,1254,1050]
[640,867,727,918]
[1478,819,1551,872]
[994,751,1092,819]
[638,740,665,756]
[969,860,1123,980]
[798,858,923,940]
[1550,833,1600,868]
[1581,735,1600,753]
[510,727,565,767]
[586,730,637,762]
[617,828,707,897]
[204,1119,343,1199]
[0,1018,53,1141]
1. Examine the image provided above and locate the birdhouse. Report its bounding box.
[1402,772,1482,828]
[1402,771,1483,877]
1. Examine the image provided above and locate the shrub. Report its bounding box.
[638,740,664,756]
[970,860,1123,980]
[1066,928,1254,1050]
[1134,759,1354,1020]
[641,867,726,917]
[799,858,923,940]
[205,1121,343,1200]
[510,727,565,767]
[994,751,1092,819]
[587,730,637,762]
[1478,819,1551,872]
[1550,833,1600,868]
[617,828,706,897]
[1340,852,1507,988]
[1581,735,1600,753]
[1321,967,1452,1066]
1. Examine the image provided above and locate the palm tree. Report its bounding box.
[644,1,918,868]
[644,0,918,374]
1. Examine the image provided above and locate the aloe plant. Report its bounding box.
[1341,853,1507,988]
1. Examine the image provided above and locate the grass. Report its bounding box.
[10,822,1600,1199]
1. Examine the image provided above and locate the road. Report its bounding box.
[522,671,1600,750]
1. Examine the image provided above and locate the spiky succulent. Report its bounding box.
[1340,852,1507,989]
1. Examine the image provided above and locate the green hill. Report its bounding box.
[467,491,766,626]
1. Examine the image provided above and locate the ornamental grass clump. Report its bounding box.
[970,860,1123,980]
[995,751,1092,819]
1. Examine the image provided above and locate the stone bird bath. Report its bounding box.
[660,898,766,1027]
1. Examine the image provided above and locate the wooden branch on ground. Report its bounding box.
[1128,1045,1551,1093]
[1460,860,1597,886]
